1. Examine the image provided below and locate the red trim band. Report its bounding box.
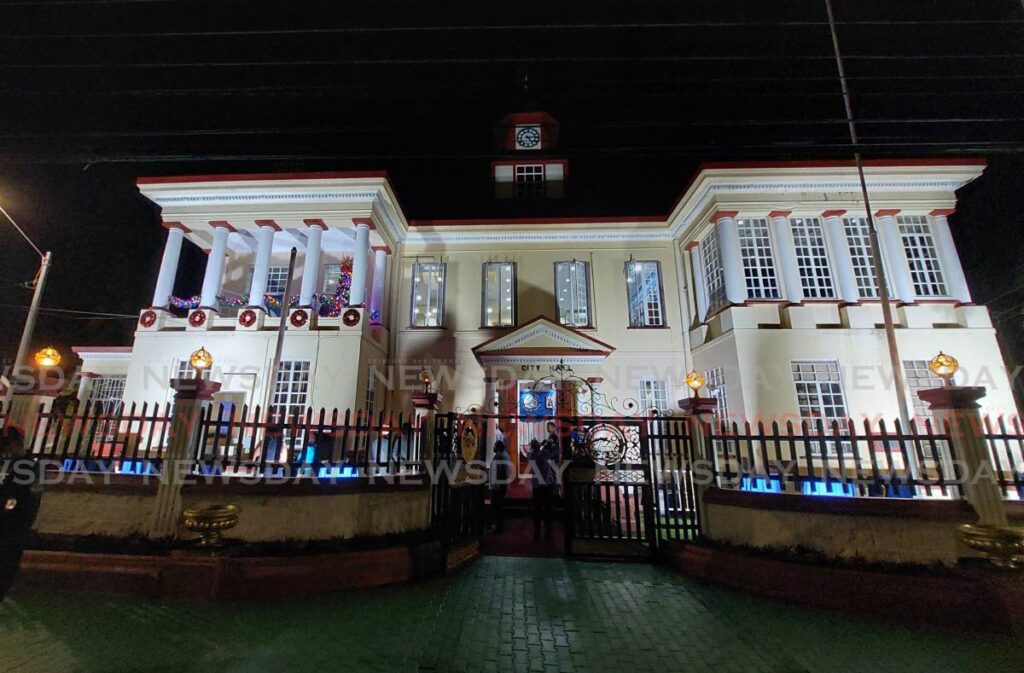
[208,220,237,232]
[254,219,282,231]
[710,210,739,223]
[768,210,792,218]
[821,209,848,218]
[303,218,329,230]
[162,221,191,233]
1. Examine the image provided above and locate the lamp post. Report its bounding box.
[0,199,52,407]
[684,370,705,399]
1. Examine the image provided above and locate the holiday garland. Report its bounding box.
[170,260,353,317]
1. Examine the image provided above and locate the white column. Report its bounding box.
[248,223,277,309]
[686,242,709,321]
[76,373,95,405]
[874,210,916,302]
[151,225,186,308]
[370,247,388,322]
[299,222,325,307]
[929,210,971,303]
[821,210,859,303]
[350,219,371,307]
[769,211,803,303]
[200,224,232,309]
[713,211,746,305]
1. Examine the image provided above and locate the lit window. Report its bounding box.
[482,262,516,327]
[246,265,290,314]
[410,262,446,327]
[271,360,311,419]
[790,218,835,299]
[554,261,591,327]
[700,231,727,315]
[704,366,729,423]
[791,360,850,454]
[364,365,378,416]
[87,376,126,415]
[898,215,947,297]
[626,260,665,327]
[903,359,944,420]
[638,379,669,414]
[736,218,779,299]
[322,264,344,293]
[514,164,545,199]
[843,217,881,299]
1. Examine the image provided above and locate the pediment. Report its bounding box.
[472,316,614,364]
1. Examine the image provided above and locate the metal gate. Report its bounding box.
[431,413,486,551]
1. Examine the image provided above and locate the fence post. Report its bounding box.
[148,376,221,539]
[918,385,1006,527]
[678,395,720,538]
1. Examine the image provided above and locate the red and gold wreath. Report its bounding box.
[139,310,157,328]
[188,310,207,327]
[290,309,309,328]
[342,308,361,327]
[238,309,257,327]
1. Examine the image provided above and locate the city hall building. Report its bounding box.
[73,113,1017,440]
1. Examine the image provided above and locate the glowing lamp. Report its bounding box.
[189,346,213,376]
[928,351,959,387]
[34,347,61,368]
[419,370,432,393]
[684,370,705,397]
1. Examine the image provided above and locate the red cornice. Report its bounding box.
[874,209,901,217]
[710,210,739,223]
[254,219,282,231]
[821,209,848,218]
[138,170,391,185]
[303,218,329,230]
[161,221,191,233]
[71,346,133,354]
[208,220,236,232]
[768,210,792,218]
[353,217,376,230]
[410,215,664,227]
[698,158,987,171]
[930,208,956,217]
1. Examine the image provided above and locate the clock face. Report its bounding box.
[522,392,540,411]
[515,126,541,149]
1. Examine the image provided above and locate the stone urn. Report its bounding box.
[956,523,1024,570]
[181,504,240,547]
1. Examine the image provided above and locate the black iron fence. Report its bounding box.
[1,400,173,473]
[982,416,1024,499]
[192,404,424,478]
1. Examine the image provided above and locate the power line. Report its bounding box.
[0,304,138,319]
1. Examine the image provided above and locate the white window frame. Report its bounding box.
[736,218,780,299]
[903,359,945,421]
[843,217,881,299]
[626,260,665,327]
[791,360,851,455]
[638,379,670,414]
[322,263,344,293]
[176,359,211,381]
[482,262,516,327]
[700,231,727,315]
[704,366,729,424]
[513,164,545,199]
[554,260,592,327]
[898,215,947,298]
[88,376,126,415]
[790,217,836,299]
[364,365,378,417]
[271,360,311,420]
[410,262,446,328]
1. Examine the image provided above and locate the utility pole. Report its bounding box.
[0,202,52,407]
[824,0,912,434]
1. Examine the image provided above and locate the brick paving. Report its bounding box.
[1,556,1021,673]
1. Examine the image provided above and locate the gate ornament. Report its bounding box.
[460,419,479,463]
[530,358,643,417]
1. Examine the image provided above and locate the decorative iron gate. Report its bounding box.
[431,413,486,551]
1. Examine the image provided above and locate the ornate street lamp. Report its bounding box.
[33,347,61,369]
[928,351,959,387]
[684,370,705,398]
[189,346,213,377]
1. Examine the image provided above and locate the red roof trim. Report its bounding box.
[930,208,956,217]
[372,245,393,255]
[710,210,739,223]
[821,209,848,218]
[162,221,191,233]
[410,215,664,227]
[208,220,237,232]
[72,346,133,354]
[697,158,987,171]
[352,217,376,230]
[137,170,391,185]
[254,219,282,231]
[303,218,329,230]
[874,209,901,217]
[768,210,792,218]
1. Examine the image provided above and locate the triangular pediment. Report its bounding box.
[472,316,614,364]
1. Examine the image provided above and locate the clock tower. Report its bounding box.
[492,111,567,199]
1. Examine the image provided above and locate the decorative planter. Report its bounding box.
[181,504,240,547]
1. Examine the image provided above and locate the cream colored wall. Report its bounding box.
[77,358,131,378]
[121,327,375,412]
[706,501,964,565]
[34,489,154,538]
[393,241,691,412]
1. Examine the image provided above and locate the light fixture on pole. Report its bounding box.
[189,346,213,378]
[684,370,705,398]
[0,201,52,407]
[33,347,61,369]
[928,351,959,387]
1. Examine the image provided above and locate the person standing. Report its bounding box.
[527,438,558,541]
[488,428,512,534]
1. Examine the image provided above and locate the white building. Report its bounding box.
[74,117,1017,442]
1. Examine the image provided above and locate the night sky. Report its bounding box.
[1,0,1022,373]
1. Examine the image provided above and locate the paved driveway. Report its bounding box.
[0,556,1020,673]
